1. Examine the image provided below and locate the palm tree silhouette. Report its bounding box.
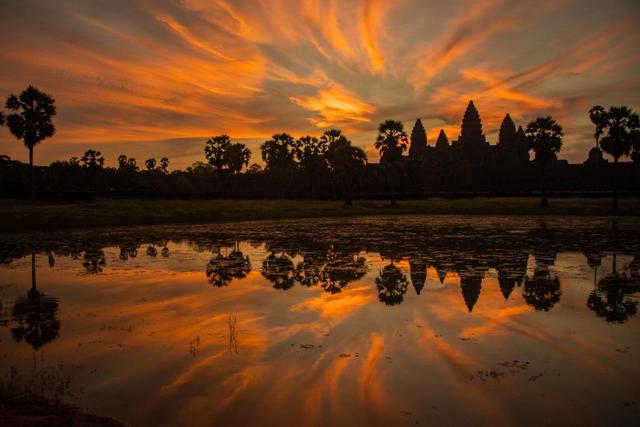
[260,133,300,196]
[325,133,367,205]
[145,158,157,171]
[298,134,328,198]
[5,85,56,200]
[525,116,563,206]
[226,143,251,174]
[205,135,232,173]
[159,157,170,173]
[589,105,639,211]
[375,120,407,205]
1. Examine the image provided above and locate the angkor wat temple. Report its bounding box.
[363,100,640,195]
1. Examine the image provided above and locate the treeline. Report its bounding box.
[1,85,640,208]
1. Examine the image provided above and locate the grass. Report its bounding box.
[0,197,639,232]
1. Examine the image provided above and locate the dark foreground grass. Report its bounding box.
[1,197,639,232]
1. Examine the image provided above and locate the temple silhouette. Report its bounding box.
[362,100,630,194]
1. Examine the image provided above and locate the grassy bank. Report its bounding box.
[1,197,639,232]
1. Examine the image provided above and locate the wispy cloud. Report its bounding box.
[0,0,638,167]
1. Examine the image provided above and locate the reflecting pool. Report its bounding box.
[1,216,639,426]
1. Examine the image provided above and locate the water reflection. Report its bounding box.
[587,254,640,323]
[1,217,639,426]
[207,243,251,287]
[10,253,60,350]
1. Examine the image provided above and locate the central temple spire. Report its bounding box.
[459,100,487,149]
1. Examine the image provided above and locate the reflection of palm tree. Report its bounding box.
[146,245,158,257]
[523,253,561,311]
[587,254,639,323]
[262,252,297,290]
[321,254,367,294]
[375,262,408,305]
[206,244,251,287]
[82,248,106,273]
[11,253,60,350]
[119,243,138,260]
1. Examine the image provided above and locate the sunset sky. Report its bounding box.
[1,0,639,169]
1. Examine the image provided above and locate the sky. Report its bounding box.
[0,0,639,169]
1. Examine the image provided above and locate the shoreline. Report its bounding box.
[1,197,639,232]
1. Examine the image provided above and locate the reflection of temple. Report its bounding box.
[2,221,639,323]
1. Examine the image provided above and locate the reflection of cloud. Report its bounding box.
[291,284,375,321]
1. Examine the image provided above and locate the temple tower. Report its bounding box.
[409,119,427,159]
[435,129,449,149]
[498,114,517,149]
[458,100,487,151]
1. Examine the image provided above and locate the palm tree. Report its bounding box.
[525,116,563,206]
[298,135,328,198]
[260,133,300,196]
[325,135,367,205]
[205,134,232,173]
[5,85,56,200]
[227,143,251,174]
[159,157,170,173]
[145,158,157,171]
[81,149,104,169]
[375,120,407,205]
[589,105,639,211]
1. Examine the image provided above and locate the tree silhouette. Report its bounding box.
[525,116,563,206]
[375,262,408,305]
[118,154,138,172]
[205,135,231,172]
[408,119,427,159]
[11,253,60,350]
[226,143,251,174]
[159,157,170,173]
[325,133,367,205]
[5,85,56,200]
[81,149,104,169]
[145,158,157,171]
[375,120,408,205]
[260,133,300,195]
[589,105,639,211]
[298,134,328,198]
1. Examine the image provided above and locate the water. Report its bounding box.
[0,216,639,426]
